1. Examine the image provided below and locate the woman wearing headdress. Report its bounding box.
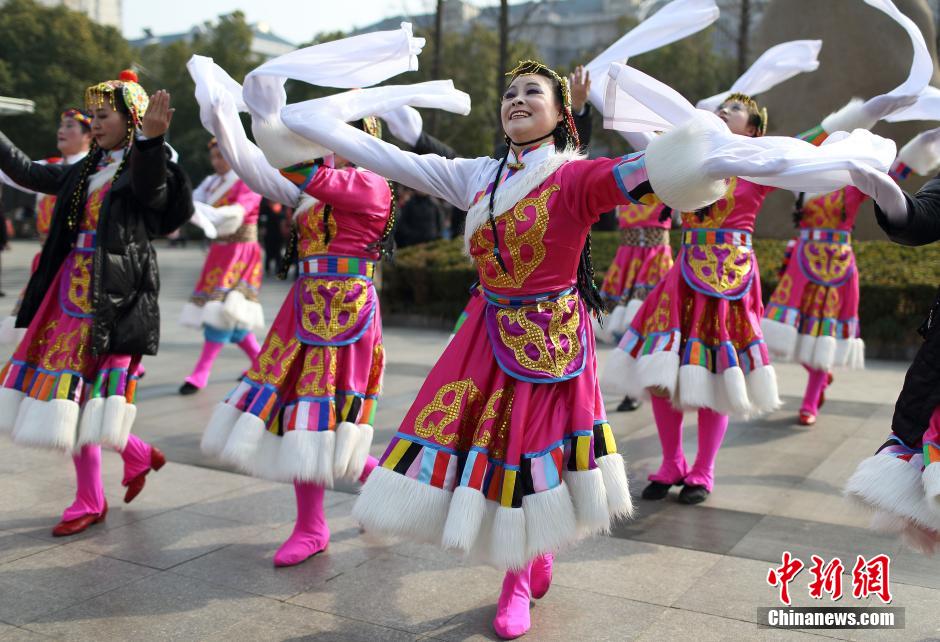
[762,127,940,426]
[177,137,264,395]
[190,55,395,569]
[0,70,193,535]
[283,59,640,639]
[0,108,93,344]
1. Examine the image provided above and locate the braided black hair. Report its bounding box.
[65,108,134,232]
[365,179,398,261]
[792,192,806,228]
[278,219,300,281]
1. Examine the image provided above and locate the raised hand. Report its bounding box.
[568,65,591,114]
[141,89,175,139]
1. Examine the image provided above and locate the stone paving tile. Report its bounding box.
[424,583,666,642]
[171,507,385,601]
[20,570,275,640]
[634,607,833,641]
[0,624,52,641]
[613,501,765,556]
[552,534,724,607]
[183,483,351,525]
[288,552,503,636]
[204,600,419,642]
[72,508,264,571]
[0,530,60,566]
[0,546,157,626]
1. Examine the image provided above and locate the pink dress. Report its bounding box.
[761,187,866,370]
[180,172,264,334]
[594,201,673,342]
[354,148,635,571]
[604,177,779,417]
[201,164,390,486]
[0,175,141,451]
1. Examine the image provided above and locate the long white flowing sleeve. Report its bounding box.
[281,83,490,211]
[696,40,822,112]
[603,63,897,210]
[584,0,719,112]
[188,55,301,206]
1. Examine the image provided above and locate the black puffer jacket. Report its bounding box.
[874,176,940,446]
[0,132,193,356]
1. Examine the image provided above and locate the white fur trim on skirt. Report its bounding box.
[845,454,940,533]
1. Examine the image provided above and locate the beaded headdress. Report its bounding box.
[84,69,149,128]
[60,108,92,129]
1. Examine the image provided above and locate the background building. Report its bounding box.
[0,0,123,29]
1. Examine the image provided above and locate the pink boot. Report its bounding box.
[359,455,379,483]
[274,481,330,567]
[683,408,730,493]
[55,445,107,535]
[119,434,166,503]
[799,368,829,426]
[181,340,224,392]
[530,553,553,599]
[236,332,261,362]
[648,395,689,484]
[493,563,533,639]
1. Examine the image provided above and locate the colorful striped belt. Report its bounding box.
[800,228,851,244]
[75,231,96,250]
[298,255,376,279]
[682,228,752,247]
[483,286,576,308]
[620,226,670,247]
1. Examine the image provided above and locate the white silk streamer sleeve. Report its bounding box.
[584,0,719,113]
[696,40,822,112]
[281,83,487,210]
[884,85,940,123]
[604,63,897,195]
[187,55,301,206]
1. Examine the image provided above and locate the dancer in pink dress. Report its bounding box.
[593,201,673,412]
[762,129,940,425]
[178,138,264,395]
[602,92,911,506]
[198,115,392,568]
[0,72,192,536]
[0,108,92,344]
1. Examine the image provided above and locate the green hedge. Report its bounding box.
[381,232,938,357]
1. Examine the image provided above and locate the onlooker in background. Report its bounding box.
[394,186,445,248]
[260,197,286,275]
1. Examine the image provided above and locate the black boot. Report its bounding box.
[617,395,641,412]
[641,481,672,500]
[678,484,709,505]
[178,382,200,395]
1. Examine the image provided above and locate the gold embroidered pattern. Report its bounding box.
[299,278,369,341]
[644,292,671,335]
[771,274,793,305]
[414,378,484,447]
[248,332,301,386]
[617,202,659,226]
[42,325,89,372]
[299,202,338,256]
[67,254,93,314]
[803,190,844,229]
[801,242,853,285]
[471,386,514,460]
[685,245,753,294]
[366,343,385,395]
[472,184,556,289]
[295,346,337,397]
[494,293,581,378]
[683,176,737,228]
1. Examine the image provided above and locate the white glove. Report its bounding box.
[848,167,908,225]
[897,127,940,176]
[381,105,423,147]
[251,117,331,170]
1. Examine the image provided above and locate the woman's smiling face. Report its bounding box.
[500,73,563,145]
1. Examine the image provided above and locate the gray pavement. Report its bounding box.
[0,240,937,641]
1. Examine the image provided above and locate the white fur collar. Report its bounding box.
[463,146,584,254]
[87,149,125,194]
[203,170,240,207]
